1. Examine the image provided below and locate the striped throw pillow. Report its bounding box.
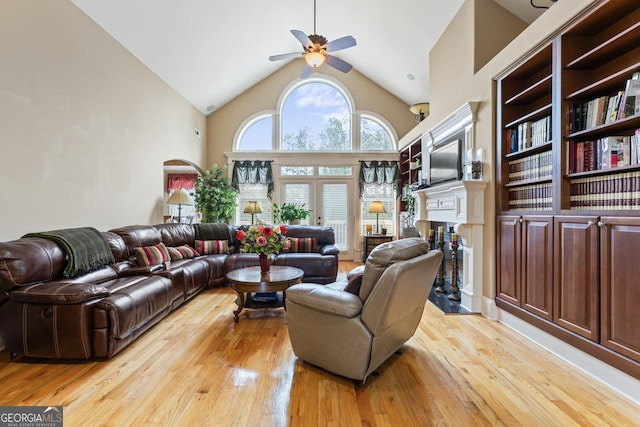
[134,242,170,266]
[286,237,318,253]
[167,244,200,261]
[195,239,229,255]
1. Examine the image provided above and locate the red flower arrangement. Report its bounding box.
[236,224,290,255]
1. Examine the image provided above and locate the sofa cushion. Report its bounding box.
[286,237,318,253]
[343,271,363,296]
[0,237,66,290]
[167,244,200,260]
[155,223,196,247]
[134,243,170,266]
[9,282,110,304]
[195,239,229,255]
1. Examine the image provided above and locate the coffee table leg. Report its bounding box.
[233,289,245,322]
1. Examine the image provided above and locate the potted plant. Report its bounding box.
[401,185,420,238]
[273,202,312,224]
[192,164,237,223]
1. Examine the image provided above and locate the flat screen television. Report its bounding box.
[429,139,461,186]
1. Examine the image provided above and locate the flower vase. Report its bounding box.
[259,253,271,274]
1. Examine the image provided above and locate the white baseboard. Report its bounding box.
[497,308,640,405]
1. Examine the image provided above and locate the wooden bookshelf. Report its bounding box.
[495,0,640,380]
[399,137,422,210]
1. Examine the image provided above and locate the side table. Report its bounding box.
[363,235,393,261]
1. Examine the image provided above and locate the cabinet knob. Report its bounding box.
[597,221,604,227]
[587,221,594,226]
[519,218,523,223]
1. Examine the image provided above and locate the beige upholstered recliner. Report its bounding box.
[285,238,443,382]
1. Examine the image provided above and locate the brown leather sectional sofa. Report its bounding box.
[0,223,338,360]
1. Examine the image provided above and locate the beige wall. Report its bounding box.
[422,0,596,310]
[0,0,206,241]
[206,60,415,167]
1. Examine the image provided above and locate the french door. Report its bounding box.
[281,179,354,259]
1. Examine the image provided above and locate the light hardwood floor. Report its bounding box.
[1,262,639,426]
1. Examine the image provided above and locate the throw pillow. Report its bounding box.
[286,237,318,253]
[167,244,200,261]
[343,272,363,295]
[195,239,229,255]
[134,242,170,267]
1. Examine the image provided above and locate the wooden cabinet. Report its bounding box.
[600,216,640,363]
[399,138,423,211]
[363,235,392,261]
[496,215,553,321]
[553,216,599,341]
[495,0,640,379]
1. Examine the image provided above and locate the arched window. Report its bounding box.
[360,114,395,151]
[280,79,352,151]
[236,114,273,151]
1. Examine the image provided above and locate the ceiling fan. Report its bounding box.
[268,0,357,79]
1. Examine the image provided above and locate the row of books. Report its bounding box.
[570,172,640,210]
[506,115,552,154]
[508,150,553,183]
[508,183,553,211]
[569,73,640,133]
[567,130,640,174]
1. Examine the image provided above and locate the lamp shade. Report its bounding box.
[410,103,430,122]
[167,188,194,205]
[243,201,262,214]
[368,201,386,214]
[305,51,326,68]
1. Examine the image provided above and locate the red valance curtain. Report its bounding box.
[167,173,198,193]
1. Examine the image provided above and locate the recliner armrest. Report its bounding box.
[286,283,363,318]
[320,245,340,256]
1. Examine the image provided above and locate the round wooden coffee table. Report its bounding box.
[226,266,304,322]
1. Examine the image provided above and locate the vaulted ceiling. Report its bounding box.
[71,0,553,115]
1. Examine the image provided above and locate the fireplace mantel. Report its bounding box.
[413,180,487,313]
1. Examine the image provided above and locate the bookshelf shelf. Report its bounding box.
[496,0,640,380]
[505,141,552,160]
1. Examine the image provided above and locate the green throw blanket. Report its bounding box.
[24,227,115,278]
[194,223,232,241]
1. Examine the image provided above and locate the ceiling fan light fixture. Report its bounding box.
[305,51,325,68]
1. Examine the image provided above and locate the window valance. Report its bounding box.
[167,173,198,193]
[231,160,274,199]
[358,161,401,198]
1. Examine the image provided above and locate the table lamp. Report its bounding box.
[243,200,262,224]
[167,188,194,222]
[368,201,386,234]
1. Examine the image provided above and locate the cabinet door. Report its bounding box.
[553,215,599,341]
[600,216,640,363]
[496,215,521,306]
[522,215,554,320]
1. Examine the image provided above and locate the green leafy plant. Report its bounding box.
[192,164,237,223]
[402,184,416,228]
[273,202,312,224]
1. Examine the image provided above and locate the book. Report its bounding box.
[622,79,640,118]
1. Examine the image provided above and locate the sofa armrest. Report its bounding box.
[320,244,340,256]
[9,282,110,304]
[286,283,362,318]
[111,261,164,276]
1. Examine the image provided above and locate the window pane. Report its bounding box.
[281,81,351,151]
[361,116,394,150]
[280,166,314,176]
[322,183,349,251]
[236,183,272,225]
[318,166,352,176]
[361,184,395,234]
[238,116,272,150]
[282,183,311,225]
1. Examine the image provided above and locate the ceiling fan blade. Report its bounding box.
[269,52,303,61]
[325,35,356,53]
[291,29,313,49]
[325,54,353,73]
[300,63,314,79]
